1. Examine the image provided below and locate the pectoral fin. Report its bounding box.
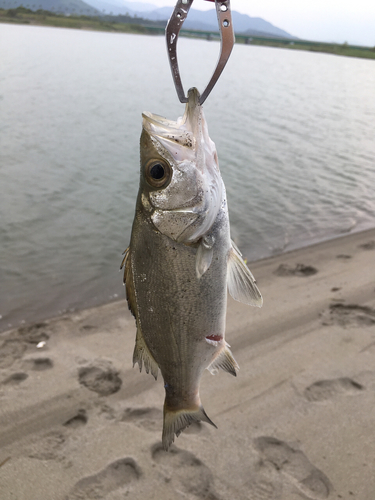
[196,237,214,279]
[227,241,263,307]
[133,325,159,380]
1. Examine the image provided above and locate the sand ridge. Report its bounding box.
[1,229,375,499]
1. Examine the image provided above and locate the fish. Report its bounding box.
[121,87,262,450]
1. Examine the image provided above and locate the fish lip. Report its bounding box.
[142,111,188,137]
[142,113,195,159]
[142,112,173,130]
[142,87,200,139]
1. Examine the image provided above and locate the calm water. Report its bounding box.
[1,24,375,331]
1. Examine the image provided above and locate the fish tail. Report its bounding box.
[162,403,217,451]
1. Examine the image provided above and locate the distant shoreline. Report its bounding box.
[1,7,375,61]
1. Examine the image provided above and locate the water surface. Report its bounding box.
[1,24,375,331]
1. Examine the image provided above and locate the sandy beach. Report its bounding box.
[1,228,375,500]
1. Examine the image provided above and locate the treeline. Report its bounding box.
[0,6,166,32]
[1,6,166,26]
[235,36,375,59]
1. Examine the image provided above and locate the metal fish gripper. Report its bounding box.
[166,0,235,105]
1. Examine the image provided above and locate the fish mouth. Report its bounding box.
[142,88,200,134]
[142,112,195,162]
[142,88,203,162]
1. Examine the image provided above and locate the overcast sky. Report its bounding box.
[145,0,375,46]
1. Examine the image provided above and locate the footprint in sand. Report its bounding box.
[323,303,375,327]
[336,254,352,260]
[243,461,282,500]
[80,324,96,331]
[17,322,50,344]
[28,430,66,461]
[28,411,88,463]
[78,360,122,396]
[254,437,333,500]
[64,409,88,429]
[121,407,162,432]
[0,340,27,369]
[98,403,116,420]
[245,479,282,500]
[0,322,52,369]
[152,443,220,500]
[67,457,141,500]
[274,264,318,277]
[23,357,54,371]
[358,241,375,250]
[304,378,364,402]
[1,372,28,385]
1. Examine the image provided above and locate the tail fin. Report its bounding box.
[162,405,217,451]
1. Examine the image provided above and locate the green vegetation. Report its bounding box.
[0,7,165,34]
[1,7,374,60]
[235,35,375,60]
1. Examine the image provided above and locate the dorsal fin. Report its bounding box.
[120,247,137,318]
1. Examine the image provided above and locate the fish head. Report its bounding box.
[139,87,223,244]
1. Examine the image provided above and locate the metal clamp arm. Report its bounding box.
[166,0,235,105]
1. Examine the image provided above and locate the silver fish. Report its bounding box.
[122,87,262,450]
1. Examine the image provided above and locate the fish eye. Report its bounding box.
[145,159,171,188]
[150,163,165,180]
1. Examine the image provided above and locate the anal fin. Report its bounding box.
[207,343,239,377]
[133,325,159,380]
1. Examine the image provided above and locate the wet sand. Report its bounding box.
[1,228,375,500]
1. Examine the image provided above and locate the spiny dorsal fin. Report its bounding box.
[207,343,239,376]
[120,247,137,318]
[120,247,129,282]
[227,241,263,307]
[133,325,159,380]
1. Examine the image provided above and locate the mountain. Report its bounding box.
[232,11,295,38]
[76,0,155,15]
[0,0,99,15]
[77,0,135,14]
[120,0,156,11]
[84,2,296,39]
[0,0,296,39]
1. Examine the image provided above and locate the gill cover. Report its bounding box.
[141,87,223,244]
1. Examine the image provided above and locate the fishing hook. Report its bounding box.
[166,0,235,105]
